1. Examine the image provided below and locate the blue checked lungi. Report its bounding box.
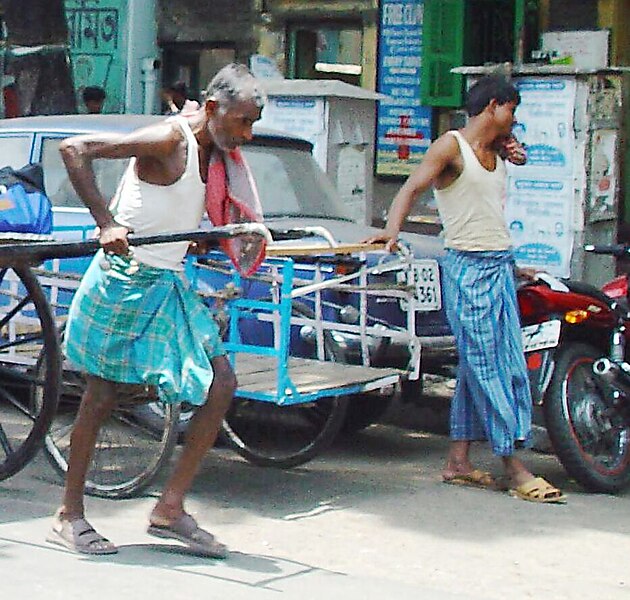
[64,250,225,405]
[440,249,532,456]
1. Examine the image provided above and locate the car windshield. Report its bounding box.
[0,135,33,169]
[12,135,352,223]
[41,138,129,209]
[243,144,352,221]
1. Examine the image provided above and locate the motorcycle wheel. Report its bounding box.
[545,342,630,493]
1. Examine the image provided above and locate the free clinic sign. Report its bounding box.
[376,0,432,177]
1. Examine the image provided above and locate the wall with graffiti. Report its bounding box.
[65,0,127,113]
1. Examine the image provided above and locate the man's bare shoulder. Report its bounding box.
[429,131,460,157]
[417,130,461,170]
[127,117,185,147]
[425,131,464,188]
[61,117,185,161]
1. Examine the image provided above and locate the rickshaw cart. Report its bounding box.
[0,226,434,496]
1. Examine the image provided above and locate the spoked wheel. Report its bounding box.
[545,342,630,493]
[132,401,196,442]
[221,301,349,468]
[43,366,180,499]
[0,265,61,481]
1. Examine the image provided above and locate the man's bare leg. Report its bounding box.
[442,440,551,493]
[49,376,119,554]
[150,355,236,523]
[58,376,118,519]
[442,440,475,479]
[501,455,535,488]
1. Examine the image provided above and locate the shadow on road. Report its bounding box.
[0,406,628,547]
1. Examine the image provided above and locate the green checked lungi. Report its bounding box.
[64,250,225,405]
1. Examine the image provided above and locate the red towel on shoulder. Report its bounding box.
[205,148,266,276]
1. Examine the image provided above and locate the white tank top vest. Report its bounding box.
[434,130,511,252]
[110,117,206,270]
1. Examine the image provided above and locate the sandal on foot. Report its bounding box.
[147,514,228,559]
[509,477,567,504]
[442,469,497,490]
[47,516,118,555]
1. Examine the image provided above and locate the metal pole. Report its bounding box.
[0,33,6,119]
[514,0,526,65]
[0,224,273,265]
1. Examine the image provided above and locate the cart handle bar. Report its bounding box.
[0,223,273,264]
[584,244,630,258]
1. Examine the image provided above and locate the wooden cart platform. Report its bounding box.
[232,353,402,404]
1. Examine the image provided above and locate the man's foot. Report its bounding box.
[509,476,567,504]
[442,468,498,490]
[147,513,228,559]
[501,455,552,490]
[47,513,118,555]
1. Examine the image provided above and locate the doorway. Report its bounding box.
[287,21,363,86]
[160,44,236,108]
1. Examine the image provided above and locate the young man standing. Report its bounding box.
[370,75,565,503]
[48,64,266,556]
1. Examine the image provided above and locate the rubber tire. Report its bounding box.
[340,393,393,435]
[221,301,349,468]
[544,342,630,493]
[132,401,196,442]
[43,367,179,499]
[0,266,61,481]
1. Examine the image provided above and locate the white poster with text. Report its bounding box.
[506,77,577,277]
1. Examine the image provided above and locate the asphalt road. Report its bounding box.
[0,396,628,600]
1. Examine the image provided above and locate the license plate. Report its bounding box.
[521,320,561,352]
[399,259,442,312]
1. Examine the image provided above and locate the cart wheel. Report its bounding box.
[42,363,179,499]
[340,392,394,435]
[0,266,61,481]
[221,301,349,468]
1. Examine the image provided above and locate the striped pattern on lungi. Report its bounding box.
[440,249,532,456]
[64,250,225,405]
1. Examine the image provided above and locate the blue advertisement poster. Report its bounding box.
[376,0,432,177]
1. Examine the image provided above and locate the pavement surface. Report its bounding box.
[1,385,629,599]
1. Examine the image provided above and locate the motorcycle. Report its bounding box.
[518,259,630,493]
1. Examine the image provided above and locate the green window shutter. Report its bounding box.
[421,0,465,107]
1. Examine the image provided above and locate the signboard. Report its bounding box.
[376,0,432,177]
[65,0,127,113]
[541,30,609,70]
[249,55,284,81]
[256,96,328,168]
[506,78,576,278]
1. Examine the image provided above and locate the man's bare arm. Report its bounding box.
[59,121,181,230]
[366,134,460,248]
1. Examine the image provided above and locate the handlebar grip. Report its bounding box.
[268,228,317,241]
[584,244,630,257]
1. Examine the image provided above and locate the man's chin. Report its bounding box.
[216,140,238,151]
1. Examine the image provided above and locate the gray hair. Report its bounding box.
[204,63,266,110]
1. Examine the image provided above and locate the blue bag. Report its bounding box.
[0,163,52,234]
